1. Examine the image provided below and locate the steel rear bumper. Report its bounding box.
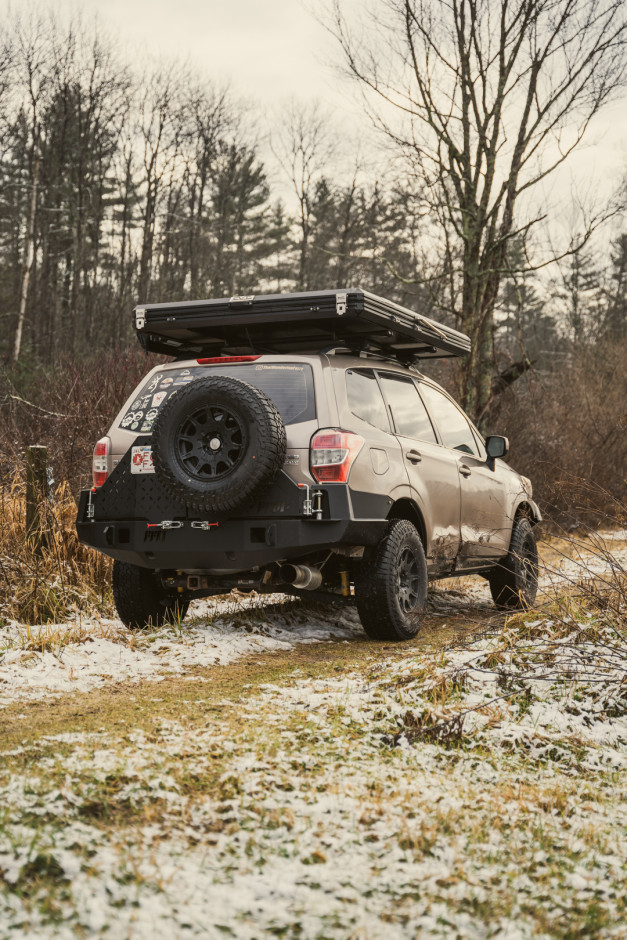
[76,511,384,570]
[75,450,390,570]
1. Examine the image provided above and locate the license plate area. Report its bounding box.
[130,445,155,474]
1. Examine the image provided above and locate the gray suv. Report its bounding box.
[76,289,541,640]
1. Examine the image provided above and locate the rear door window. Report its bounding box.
[119,362,315,434]
[378,373,438,443]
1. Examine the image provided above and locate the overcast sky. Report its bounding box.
[78,0,356,117]
[7,0,627,242]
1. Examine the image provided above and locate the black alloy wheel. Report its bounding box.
[176,404,247,481]
[397,547,423,614]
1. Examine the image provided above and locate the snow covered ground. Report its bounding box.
[0,532,625,938]
[1,531,625,707]
[0,594,363,707]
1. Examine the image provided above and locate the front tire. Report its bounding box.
[113,560,189,629]
[488,516,538,609]
[356,519,428,641]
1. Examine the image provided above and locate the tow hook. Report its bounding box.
[146,520,184,530]
[190,521,219,530]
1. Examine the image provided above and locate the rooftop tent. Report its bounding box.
[133,288,471,363]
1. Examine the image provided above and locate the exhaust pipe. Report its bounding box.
[280,564,323,591]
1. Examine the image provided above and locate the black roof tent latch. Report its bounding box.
[229,295,255,307]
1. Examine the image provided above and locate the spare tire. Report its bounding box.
[151,375,286,513]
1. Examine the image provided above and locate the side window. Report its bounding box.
[346,369,391,432]
[419,384,479,456]
[378,373,438,443]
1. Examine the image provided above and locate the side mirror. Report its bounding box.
[485,435,509,460]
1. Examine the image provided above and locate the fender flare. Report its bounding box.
[513,498,542,525]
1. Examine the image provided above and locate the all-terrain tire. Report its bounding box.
[488,516,538,609]
[151,376,286,514]
[355,519,428,641]
[113,560,189,630]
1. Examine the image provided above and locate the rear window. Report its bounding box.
[119,362,316,434]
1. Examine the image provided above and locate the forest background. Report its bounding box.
[0,3,625,525]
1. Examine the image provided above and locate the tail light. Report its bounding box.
[92,437,111,488]
[310,430,364,483]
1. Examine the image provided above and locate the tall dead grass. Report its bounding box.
[0,476,112,624]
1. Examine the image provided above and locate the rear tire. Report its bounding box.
[488,516,538,609]
[113,560,189,629]
[356,520,428,641]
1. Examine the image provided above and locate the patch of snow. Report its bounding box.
[0,599,363,706]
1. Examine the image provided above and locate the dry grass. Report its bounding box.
[0,475,112,625]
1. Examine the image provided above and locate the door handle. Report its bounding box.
[459,464,472,477]
[405,449,422,464]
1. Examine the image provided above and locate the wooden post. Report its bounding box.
[26,445,49,554]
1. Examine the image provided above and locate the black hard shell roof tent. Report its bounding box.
[133,288,471,365]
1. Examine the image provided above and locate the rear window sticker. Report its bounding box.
[130,445,155,474]
[152,392,167,407]
[121,410,143,428]
[160,377,173,386]
[147,376,161,393]
[131,397,151,409]
[146,408,158,421]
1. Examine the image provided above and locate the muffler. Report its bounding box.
[280,564,323,591]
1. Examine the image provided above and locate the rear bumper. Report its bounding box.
[76,512,384,570]
[75,449,389,570]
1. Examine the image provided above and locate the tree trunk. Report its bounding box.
[13,148,40,363]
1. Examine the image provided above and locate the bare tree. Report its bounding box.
[10,10,53,362]
[332,0,627,424]
[136,64,186,302]
[273,101,334,289]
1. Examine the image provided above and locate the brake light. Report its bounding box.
[196,355,261,364]
[310,430,364,483]
[92,437,110,488]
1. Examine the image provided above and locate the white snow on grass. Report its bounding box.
[1,600,626,938]
[0,596,363,706]
[1,536,625,706]
[1,525,626,939]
